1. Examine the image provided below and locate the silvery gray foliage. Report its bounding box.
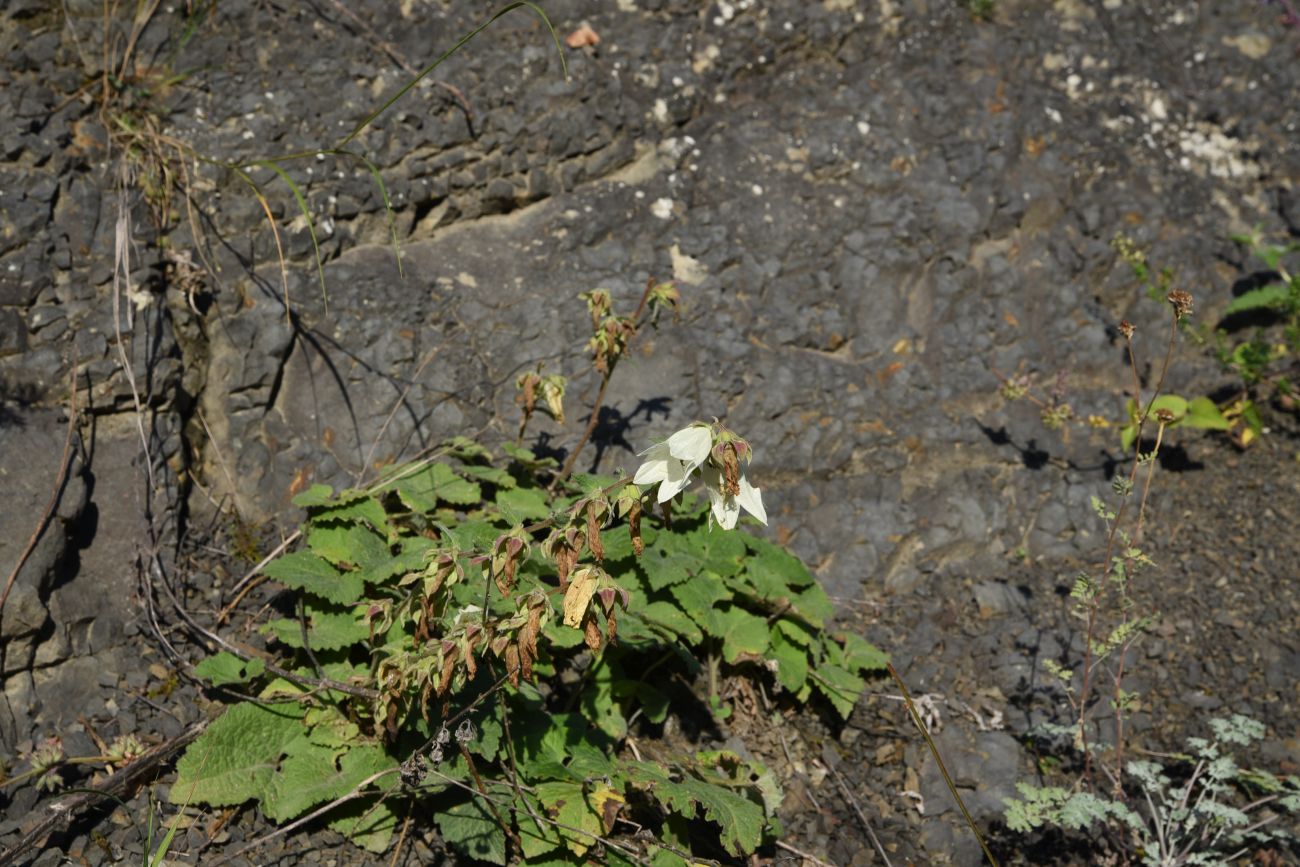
[1005,715,1300,866]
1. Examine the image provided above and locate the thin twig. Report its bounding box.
[775,839,838,867]
[823,761,893,867]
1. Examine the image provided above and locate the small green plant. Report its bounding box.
[1005,714,1300,865]
[966,0,996,22]
[170,423,886,861]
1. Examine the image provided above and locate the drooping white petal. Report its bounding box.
[655,457,695,502]
[710,488,740,530]
[632,442,673,486]
[700,465,738,530]
[666,425,713,467]
[735,473,767,525]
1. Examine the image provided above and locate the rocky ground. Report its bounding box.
[1,0,1298,864]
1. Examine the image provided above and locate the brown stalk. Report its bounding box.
[554,277,660,484]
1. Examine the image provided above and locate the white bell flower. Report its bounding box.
[632,424,713,503]
[700,464,767,530]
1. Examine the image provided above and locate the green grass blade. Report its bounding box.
[332,148,403,277]
[335,2,567,149]
[253,160,328,314]
[230,166,293,318]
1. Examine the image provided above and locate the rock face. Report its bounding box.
[1,0,1298,860]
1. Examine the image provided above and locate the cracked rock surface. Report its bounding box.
[1,0,1298,864]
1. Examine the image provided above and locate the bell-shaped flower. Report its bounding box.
[632,424,713,503]
[700,463,767,530]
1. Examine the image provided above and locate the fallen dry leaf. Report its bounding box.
[565,24,600,48]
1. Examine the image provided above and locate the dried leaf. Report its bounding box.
[565,23,600,48]
[562,567,600,628]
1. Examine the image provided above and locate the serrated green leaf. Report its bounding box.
[812,663,865,718]
[262,551,363,605]
[639,534,698,590]
[292,484,338,508]
[840,633,889,673]
[1225,282,1290,315]
[534,781,601,857]
[743,535,815,591]
[170,702,306,808]
[438,799,507,865]
[775,617,816,647]
[657,777,765,856]
[459,463,517,488]
[261,608,369,652]
[307,523,390,570]
[395,462,481,512]
[677,524,746,578]
[637,600,704,644]
[327,793,400,853]
[708,607,769,663]
[495,485,552,521]
[769,631,808,693]
[359,538,435,585]
[670,572,732,627]
[265,742,396,822]
[311,496,392,537]
[192,652,265,687]
[792,584,833,627]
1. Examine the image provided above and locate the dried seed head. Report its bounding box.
[1166,290,1194,321]
[1117,320,1135,339]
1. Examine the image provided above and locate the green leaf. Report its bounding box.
[1226,283,1290,315]
[495,485,552,521]
[708,607,769,663]
[311,496,392,537]
[292,484,338,508]
[656,777,765,856]
[670,572,732,627]
[1182,396,1231,430]
[743,535,815,589]
[265,742,396,822]
[307,523,390,571]
[459,463,517,489]
[438,799,507,865]
[769,631,808,693]
[639,534,698,590]
[840,633,889,673]
[1147,394,1187,421]
[262,551,363,605]
[792,584,833,627]
[680,524,746,578]
[637,600,704,644]
[534,781,602,857]
[394,462,481,512]
[192,652,265,687]
[327,794,401,853]
[261,608,369,652]
[170,702,307,809]
[812,663,865,718]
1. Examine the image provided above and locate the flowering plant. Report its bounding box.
[633,421,767,530]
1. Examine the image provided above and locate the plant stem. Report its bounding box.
[554,277,660,484]
[887,663,1000,867]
